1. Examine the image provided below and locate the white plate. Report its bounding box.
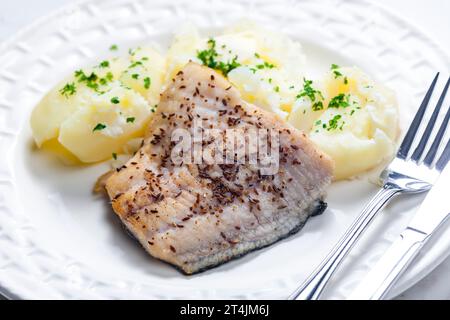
[0,0,449,299]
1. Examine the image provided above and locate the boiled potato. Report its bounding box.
[119,47,166,106]
[31,46,165,163]
[58,84,150,162]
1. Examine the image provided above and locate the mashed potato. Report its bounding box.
[30,23,398,180]
[288,66,398,180]
[31,46,165,163]
[166,23,305,119]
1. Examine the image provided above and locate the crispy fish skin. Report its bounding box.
[105,63,334,274]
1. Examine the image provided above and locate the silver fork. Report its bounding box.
[289,73,450,300]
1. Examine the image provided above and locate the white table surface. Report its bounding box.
[0,0,449,300]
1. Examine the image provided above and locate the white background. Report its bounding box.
[0,0,449,299]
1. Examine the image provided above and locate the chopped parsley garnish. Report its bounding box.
[151,105,158,113]
[344,76,348,84]
[99,72,114,86]
[316,115,344,131]
[126,117,135,123]
[143,77,151,89]
[256,61,276,69]
[274,86,280,92]
[331,63,343,79]
[197,38,241,76]
[328,93,350,109]
[93,123,106,132]
[110,44,118,51]
[197,39,219,69]
[331,64,340,70]
[333,70,343,79]
[75,69,100,91]
[111,97,120,104]
[112,153,117,160]
[99,60,110,68]
[312,101,324,111]
[327,114,344,131]
[59,82,76,97]
[217,56,240,76]
[297,78,324,111]
[253,52,275,69]
[132,73,139,79]
[128,60,143,68]
[142,57,149,61]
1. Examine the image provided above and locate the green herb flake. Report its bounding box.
[93,123,106,132]
[99,60,110,68]
[109,44,118,51]
[75,69,100,91]
[132,73,139,79]
[274,86,280,93]
[217,56,240,76]
[59,82,76,97]
[197,38,241,76]
[143,77,151,89]
[197,39,219,69]
[327,114,343,131]
[128,60,143,69]
[328,93,350,109]
[312,101,324,111]
[126,117,135,123]
[111,97,120,104]
[297,78,324,110]
[99,71,114,86]
[330,64,343,79]
[112,153,117,160]
[256,61,276,70]
[333,70,343,78]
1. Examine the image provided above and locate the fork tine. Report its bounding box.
[424,101,450,166]
[398,72,440,159]
[412,77,450,162]
[436,136,450,171]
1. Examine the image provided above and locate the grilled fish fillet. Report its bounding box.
[104,62,334,274]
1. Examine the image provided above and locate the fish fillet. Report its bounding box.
[104,62,334,274]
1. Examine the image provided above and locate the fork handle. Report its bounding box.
[288,185,401,300]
